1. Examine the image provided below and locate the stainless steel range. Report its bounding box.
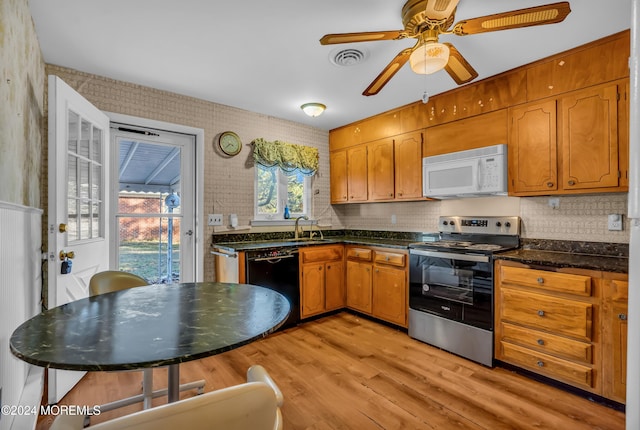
[408,216,520,366]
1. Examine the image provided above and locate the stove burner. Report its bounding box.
[466,243,504,251]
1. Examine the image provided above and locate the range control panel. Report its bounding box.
[439,216,520,236]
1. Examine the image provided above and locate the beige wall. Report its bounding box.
[0,0,45,208]
[45,64,335,279]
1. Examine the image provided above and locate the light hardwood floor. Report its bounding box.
[37,312,625,429]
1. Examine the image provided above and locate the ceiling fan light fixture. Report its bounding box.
[409,42,450,75]
[301,103,326,117]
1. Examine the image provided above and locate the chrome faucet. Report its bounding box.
[294,215,308,239]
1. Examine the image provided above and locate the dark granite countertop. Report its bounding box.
[211,229,430,253]
[10,282,290,371]
[495,239,629,273]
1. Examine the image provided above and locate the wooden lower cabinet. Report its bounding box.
[602,276,629,403]
[346,260,373,314]
[495,260,628,403]
[346,246,408,327]
[300,245,345,318]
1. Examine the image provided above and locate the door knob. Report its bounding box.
[185,230,193,236]
[59,223,68,233]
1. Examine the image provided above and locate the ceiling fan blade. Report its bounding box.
[423,0,460,21]
[452,1,571,35]
[363,48,413,96]
[320,30,407,45]
[443,43,478,85]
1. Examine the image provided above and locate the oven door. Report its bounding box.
[409,249,493,330]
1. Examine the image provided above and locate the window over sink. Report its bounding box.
[254,165,311,221]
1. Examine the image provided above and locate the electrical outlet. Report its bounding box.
[608,214,623,231]
[391,214,397,225]
[208,214,223,226]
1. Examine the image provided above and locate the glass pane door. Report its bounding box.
[114,134,187,283]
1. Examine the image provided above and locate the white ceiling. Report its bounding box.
[29,0,631,131]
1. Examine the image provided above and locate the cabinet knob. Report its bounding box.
[619,313,627,321]
[319,266,323,271]
[537,310,545,317]
[537,277,544,284]
[398,192,403,197]
[547,182,554,188]
[537,339,545,346]
[385,256,390,261]
[537,361,545,367]
[568,180,576,186]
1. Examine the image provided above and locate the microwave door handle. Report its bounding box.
[476,159,483,191]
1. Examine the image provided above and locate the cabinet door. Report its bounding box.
[372,265,407,326]
[560,84,620,190]
[325,261,345,311]
[395,131,423,200]
[347,146,368,201]
[346,260,372,313]
[603,278,628,403]
[367,138,395,201]
[329,150,348,203]
[508,99,558,194]
[301,263,325,318]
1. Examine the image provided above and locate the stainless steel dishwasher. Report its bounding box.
[245,247,300,330]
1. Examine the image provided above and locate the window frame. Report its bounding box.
[254,165,312,221]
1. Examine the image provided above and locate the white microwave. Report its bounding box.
[422,144,508,199]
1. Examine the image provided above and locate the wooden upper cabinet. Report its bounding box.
[559,84,620,190]
[329,150,348,203]
[395,131,423,200]
[329,146,368,203]
[329,124,361,151]
[526,32,630,101]
[368,138,395,201]
[424,69,527,127]
[508,100,558,195]
[424,110,507,157]
[359,111,401,143]
[347,145,368,201]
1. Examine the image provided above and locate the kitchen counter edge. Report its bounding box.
[494,249,629,274]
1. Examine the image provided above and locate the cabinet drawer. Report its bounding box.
[347,247,372,261]
[500,342,593,389]
[374,251,406,267]
[501,322,592,364]
[301,246,343,264]
[501,289,593,341]
[501,266,591,296]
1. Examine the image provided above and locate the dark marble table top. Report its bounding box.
[10,282,290,371]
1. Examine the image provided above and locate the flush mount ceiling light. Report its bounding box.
[301,103,326,117]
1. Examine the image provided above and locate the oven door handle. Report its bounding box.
[410,249,489,263]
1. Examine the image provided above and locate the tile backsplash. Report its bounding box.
[334,193,630,244]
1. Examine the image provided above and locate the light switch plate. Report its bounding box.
[608,214,623,231]
[208,214,223,226]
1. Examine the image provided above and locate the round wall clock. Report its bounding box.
[217,131,242,156]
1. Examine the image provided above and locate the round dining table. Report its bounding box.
[10,282,291,403]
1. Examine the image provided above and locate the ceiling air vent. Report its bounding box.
[330,48,367,67]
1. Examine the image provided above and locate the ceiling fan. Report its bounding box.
[320,0,571,96]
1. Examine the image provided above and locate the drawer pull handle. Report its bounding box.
[537,277,544,284]
[619,313,627,321]
[537,310,545,317]
[537,361,545,367]
[537,339,545,346]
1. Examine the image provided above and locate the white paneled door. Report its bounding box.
[47,75,110,404]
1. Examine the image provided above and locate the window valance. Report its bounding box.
[251,138,319,176]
